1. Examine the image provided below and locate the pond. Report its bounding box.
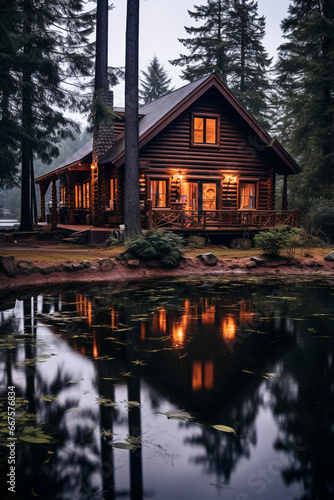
[0,277,334,500]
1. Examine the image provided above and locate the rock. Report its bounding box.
[324,252,334,262]
[250,256,266,266]
[246,261,257,269]
[127,259,141,269]
[0,256,18,277]
[98,258,114,272]
[62,262,76,272]
[40,265,63,275]
[306,260,323,268]
[81,260,91,269]
[17,260,35,275]
[196,253,218,266]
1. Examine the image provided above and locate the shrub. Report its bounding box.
[311,207,334,243]
[128,230,185,267]
[186,235,207,248]
[254,225,300,257]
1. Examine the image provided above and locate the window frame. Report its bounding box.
[237,179,259,210]
[191,113,220,147]
[74,181,91,209]
[149,179,169,208]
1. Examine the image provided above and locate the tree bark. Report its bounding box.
[95,0,109,91]
[124,0,142,239]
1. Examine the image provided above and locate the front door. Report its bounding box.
[181,182,217,211]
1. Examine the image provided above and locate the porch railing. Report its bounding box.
[149,209,300,231]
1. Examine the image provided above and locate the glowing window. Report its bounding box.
[193,116,218,145]
[239,183,256,209]
[151,180,167,208]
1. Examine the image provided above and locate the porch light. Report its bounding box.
[90,162,97,170]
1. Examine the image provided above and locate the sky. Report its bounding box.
[107,0,291,106]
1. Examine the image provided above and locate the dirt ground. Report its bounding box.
[0,239,333,297]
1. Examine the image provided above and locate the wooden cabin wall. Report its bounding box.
[139,86,278,209]
[113,118,125,138]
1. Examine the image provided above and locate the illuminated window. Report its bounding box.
[60,186,66,204]
[239,183,256,209]
[151,180,167,208]
[193,115,219,145]
[109,178,118,210]
[75,182,90,209]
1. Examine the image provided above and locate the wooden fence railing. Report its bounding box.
[148,208,300,231]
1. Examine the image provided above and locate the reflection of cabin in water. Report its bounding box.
[35,74,301,234]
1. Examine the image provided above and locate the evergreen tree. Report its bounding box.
[0,0,95,230]
[226,0,272,126]
[169,0,272,126]
[169,0,231,83]
[276,0,334,209]
[139,55,175,104]
[0,1,21,189]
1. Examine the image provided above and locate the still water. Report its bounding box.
[0,277,333,500]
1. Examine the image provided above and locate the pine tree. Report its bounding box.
[169,0,231,83]
[276,0,334,208]
[0,1,21,189]
[170,0,272,126]
[139,56,175,104]
[0,0,95,230]
[226,0,272,127]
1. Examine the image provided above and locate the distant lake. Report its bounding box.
[0,277,333,500]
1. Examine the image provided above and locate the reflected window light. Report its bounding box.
[141,321,146,341]
[192,361,202,391]
[172,324,185,347]
[92,328,99,358]
[202,299,216,325]
[204,360,214,390]
[111,307,118,329]
[222,315,237,341]
[159,307,167,333]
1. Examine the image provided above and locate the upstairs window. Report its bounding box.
[192,115,219,146]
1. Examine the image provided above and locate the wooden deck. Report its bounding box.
[148,209,300,232]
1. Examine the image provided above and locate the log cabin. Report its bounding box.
[35,73,301,236]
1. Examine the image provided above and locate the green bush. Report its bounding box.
[312,207,334,243]
[254,225,300,257]
[186,235,207,248]
[128,230,185,267]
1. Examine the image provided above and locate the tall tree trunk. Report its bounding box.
[95,0,109,91]
[20,71,33,231]
[19,0,33,232]
[124,0,142,239]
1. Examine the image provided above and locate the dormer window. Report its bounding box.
[192,114,220,146]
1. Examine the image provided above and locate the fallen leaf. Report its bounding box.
[211,425,236,436]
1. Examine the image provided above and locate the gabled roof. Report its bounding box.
[36,73,301,182]
[102,73,301,175]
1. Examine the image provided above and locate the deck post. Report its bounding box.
[282,174,288,211]
[39,183,46,222]
[51,180,58,224]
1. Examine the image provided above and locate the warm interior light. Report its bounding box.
[222,315,237,341]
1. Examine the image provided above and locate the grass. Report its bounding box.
[1,241,332,263]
